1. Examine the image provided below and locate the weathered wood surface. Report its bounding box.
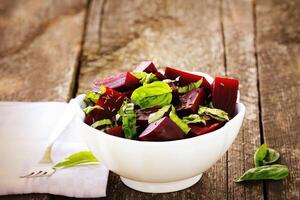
[0,0,299,199]
[0,0,87,101]
[256,0,300,199]
[0,0,88,199]
[222,0,264,199]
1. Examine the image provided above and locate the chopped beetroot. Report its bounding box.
[94,72,140,92]
[189,121,223,137]
[168,82,179,103]
[136,106,161,126]
[134,61,158,73]
[164,67,211,90]
[139,117,185,141]
[155,72,167,80]
[122,90,134,98]
[212,77,239,116]
[85,88,125,125]
[176,88,207,116]
[106,126,124,138]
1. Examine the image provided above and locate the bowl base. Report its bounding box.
[120,174,202,193]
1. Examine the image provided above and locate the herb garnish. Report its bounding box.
[177,79,203,94]
[119,101,137,139]
[131,81,172,109]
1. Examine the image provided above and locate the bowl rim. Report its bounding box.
[76,70,245,145]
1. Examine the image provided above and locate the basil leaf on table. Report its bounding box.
[132,72,158,85]
[119,101,137,139]
[83,105,104,114]
[177,79,203,94]
[169,106,191,134]
[235,164,289,182]
[182,114,206,125]
[254,144,280,166]
[131,81,172,109]
[254,144,269,167]
[148,105,171,124]
[263,148,280,165]
[54,151,99,169]
[198,106,229,122]
[91,119,112,129]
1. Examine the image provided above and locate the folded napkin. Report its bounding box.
[0,101,109,198]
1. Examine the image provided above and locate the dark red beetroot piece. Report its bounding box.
[176,88,207,116]
[168,82,179,103]
[134,61,158,73]
[155,72,167,80]
[164,67,211,90]
[93,72,140,92]
[136,106,161,126]
[139,117,186,141]
[84,87,125,125]
[189,121,223,137]
[212,77,239,116]
[106,126,124,138]
[122,90,134,98]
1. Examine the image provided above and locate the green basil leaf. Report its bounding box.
[83,105,104,114]
[177,79,203,94]
[169,106,191,134]
[254,144,269,167]
[263,148,280,165]
[91,119,112,129]
[198,106,229,121]
[84,91,100,106]
[132,72,158,85]
[54,151,99,169]
[235,164,289,182]
[131,81,172,109]
[148,105,171,124]
[119,101,137,139]
[182,114,206,125]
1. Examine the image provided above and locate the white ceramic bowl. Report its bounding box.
[73,72,245,193]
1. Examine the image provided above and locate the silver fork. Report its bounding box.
[20,97,84,178]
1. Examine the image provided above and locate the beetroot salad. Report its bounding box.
[83,61,239,141]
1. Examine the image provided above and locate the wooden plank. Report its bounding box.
[0,0,87,101]
[222,0,264,199]
[77,0,227,199]
[0,0,88,199]
[256,0,300,199]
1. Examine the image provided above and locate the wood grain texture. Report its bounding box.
[0,0,87,101]
[256,0,300,199]
[222,0,264,199]
[77,0,227,199]
[0,0,88,199]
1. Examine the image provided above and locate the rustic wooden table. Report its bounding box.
[0,0,299,199]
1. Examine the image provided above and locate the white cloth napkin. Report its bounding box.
[0,101,109,198]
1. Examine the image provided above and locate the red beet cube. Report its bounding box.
[164,67,211,90]
[139,117,185,141]
[134,61,158,73]
[212,77,239,116]
[84,87,125,125]
[93,72,140,92]
[136,107,161,126]
[168,82,179,103]
[106,126,124,138]
[189,121,223,137]
[155,72,167,80]
[176,88,207,116]
[122,90,134,98]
